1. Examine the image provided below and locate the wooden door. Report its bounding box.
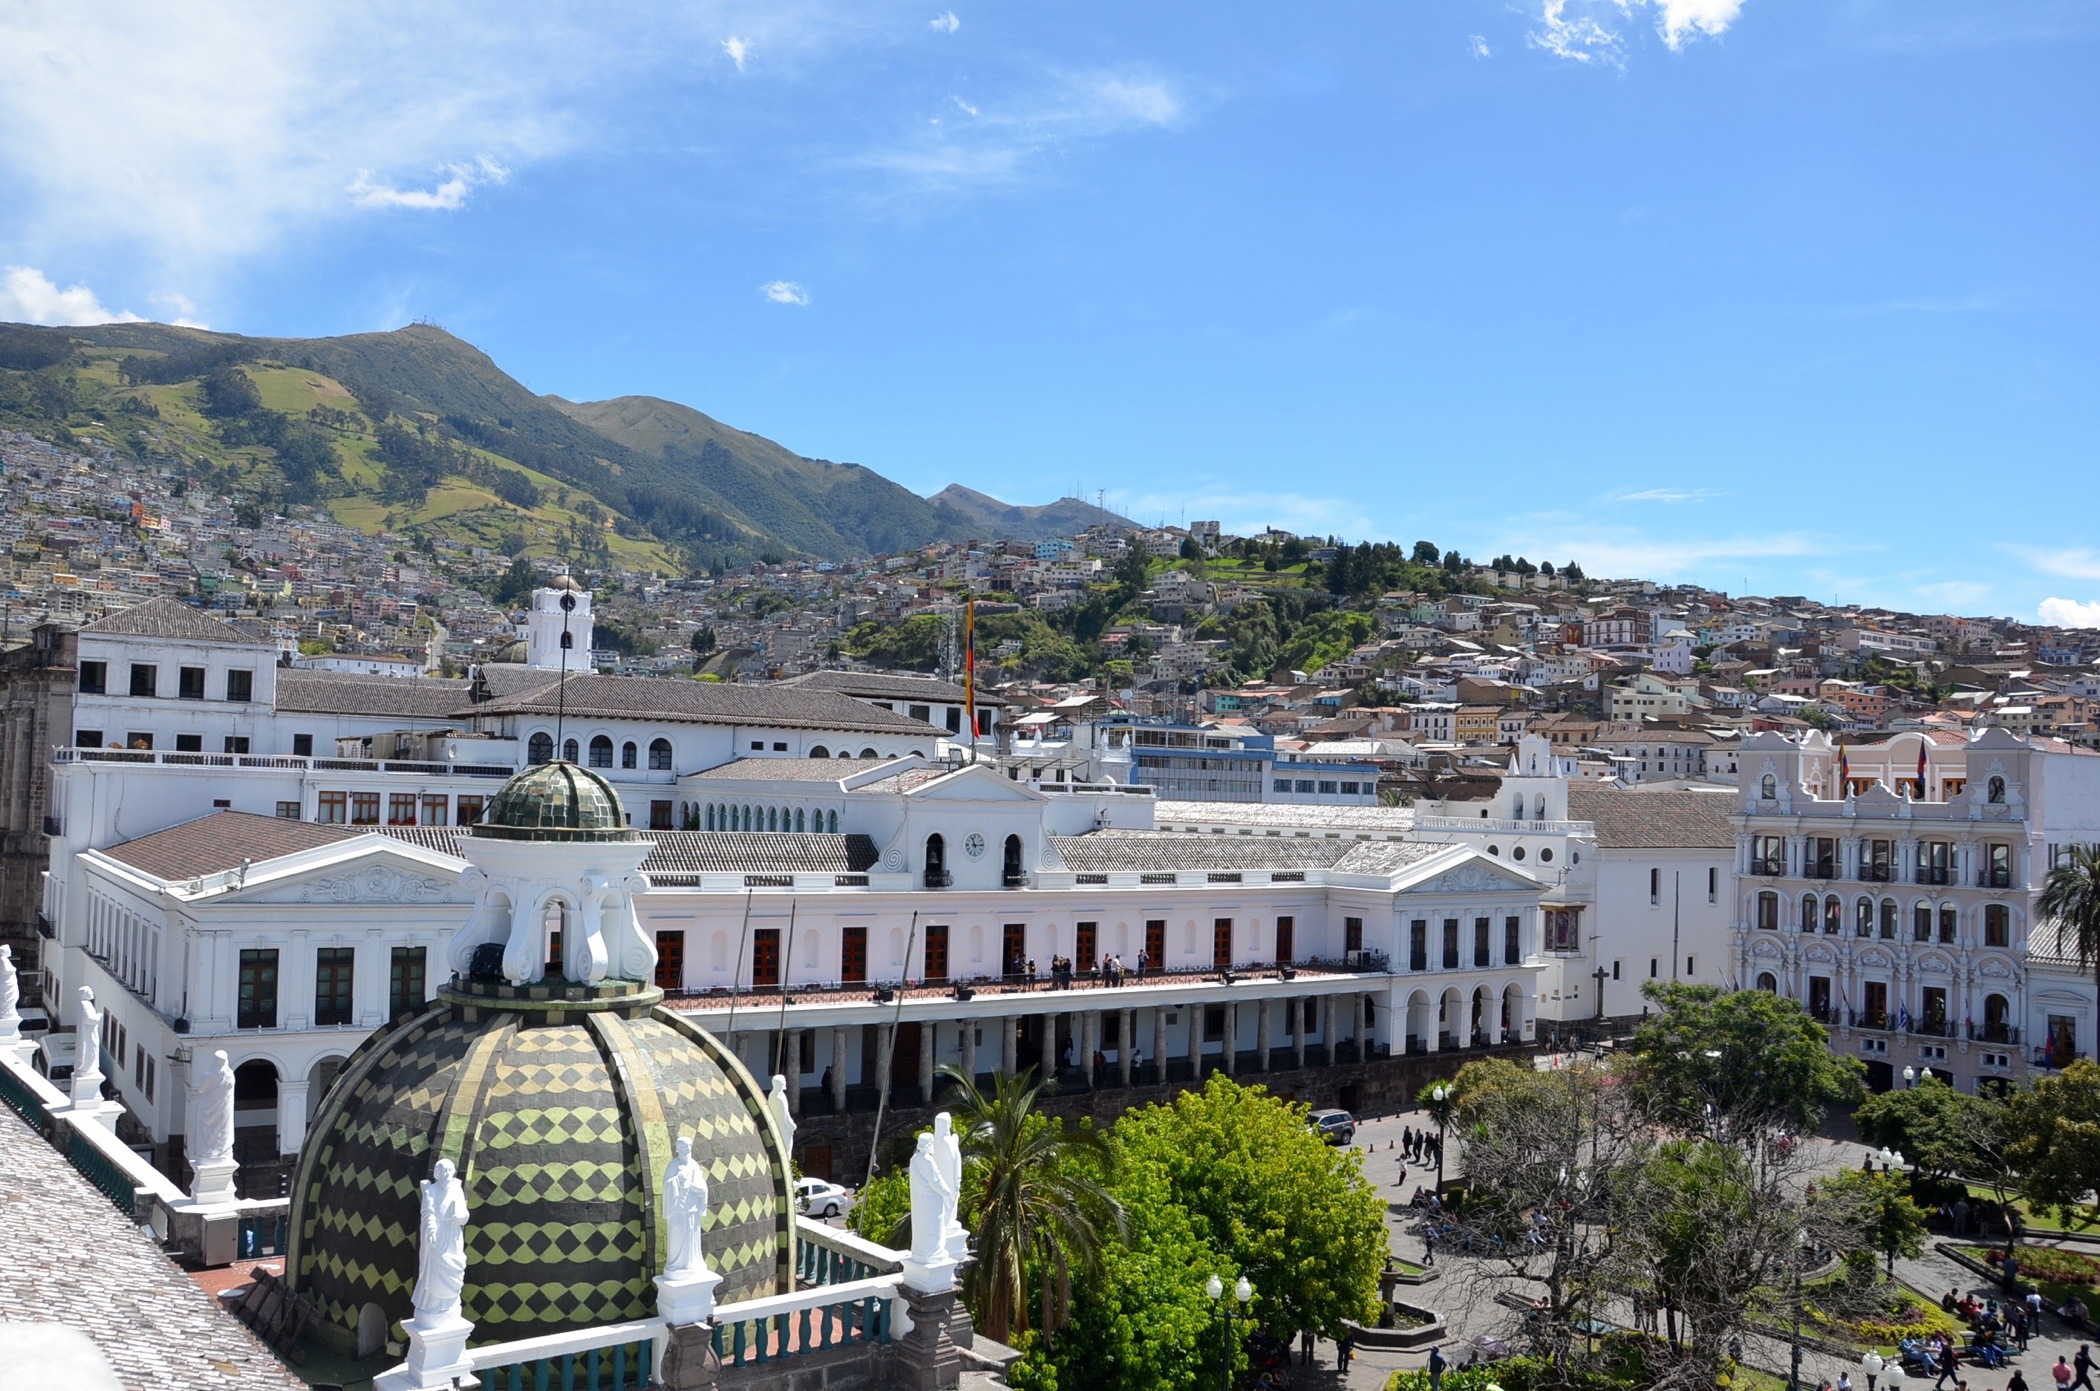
[752,928,780,988]
[654,931,685,991]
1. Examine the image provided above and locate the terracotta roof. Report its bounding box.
[686,757,894,782]
[275,668,474,718]
[1049,831,1397,873]
[1565,785,1735,849]
[846,766,955,794]
[635,831,882,875]
[774,669,1007,707]
[101,811,354,880]
[80,596,271,646]
[467,673,942,734]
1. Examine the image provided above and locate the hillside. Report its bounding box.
[928,484,1133,541]
[0,319,1137,572]
[550,393,980,558]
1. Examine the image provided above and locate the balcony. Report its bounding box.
[1912,1017,1955,1038]
[1981,870,2012,889]
[1751,857,1786,877]
[923,870,952,889]
[1917,867,1950,886]
[1859,866,1893,883]
[1804,862,1838,881]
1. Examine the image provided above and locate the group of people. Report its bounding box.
[1400,1125,1445,1167]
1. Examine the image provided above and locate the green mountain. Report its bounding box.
[928,484,1134,541]
[0,319,1132,571]
[549,393,980,558]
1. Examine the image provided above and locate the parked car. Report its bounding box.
[15,1006,49,1037]
[34,1030,74,1084]
[795,1177,851,1219]
[1309,1108,1356,1145]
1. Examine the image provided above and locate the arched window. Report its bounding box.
[860,747,878,759]
[766,806,779,832]
[1756,971,1778,992]
[1939,904,1958,943]
[1855,898,1874,937]
[837,748,851,759]
[1983,992,2009,1040]
[649,738,673,771]
[1987,776,2006,804]
[1984,903,2010,947]
[810,745,830,759]
[589,735,614,768]
[1880,898,1898,938]
[1760,774,1777,800]
[1824,896,1842,934]
[1756,891,1779,930]
[705,804,716,831]
[1800,894,1818,933]
[1912,902,1932,942]
[826,809,838,833]
[925,833,948,887]
[563,737,579,762]
[1486,845,1499,857]
[1003,834,1023,886]
[621,740,638,769]
[528,732,554,764]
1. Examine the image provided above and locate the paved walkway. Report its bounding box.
[0,1105,301,1391]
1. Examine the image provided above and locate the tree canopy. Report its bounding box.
[1629,982,1864,1136]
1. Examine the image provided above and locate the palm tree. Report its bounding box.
[2038,844,2100,1058]
[935,1064,1126,1345]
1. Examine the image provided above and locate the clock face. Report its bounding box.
[963,832,987,859]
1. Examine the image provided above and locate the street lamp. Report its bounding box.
[1862,1351,1885,1391]
[1431,1083,1451,1191]
[1205,1274,1253,1391]
[1902,1065,1916,1090]
[1788,1227,1809,1391]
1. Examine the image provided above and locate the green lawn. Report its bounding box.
[1949,1244,2097,1311]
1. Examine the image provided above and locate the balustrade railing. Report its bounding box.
[712,1278,896,1367]
[471,1321,661,1391]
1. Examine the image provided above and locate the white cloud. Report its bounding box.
[1500,528,1826,581]
[929,11,960,34]
[2039,597,2100,629]
[951,95,980,117]
[149,291,209,329]
[1597,486,1727,505]
[722,36,751,70]
[0,266,141,325]
[1529,0,1747,64]
[860,67,1185,192]
[2013,546,2100,582]
[1469,34,1493,58]
[349,155,509,211]
[762,280,810,305]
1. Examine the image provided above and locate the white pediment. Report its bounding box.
[1401,853,1541,895]
[230,839,471,906]
[906,764,1048,803]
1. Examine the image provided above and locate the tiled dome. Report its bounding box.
[287,979,791,1351]
[476,760,634,842]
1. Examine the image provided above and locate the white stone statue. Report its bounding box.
[908,1131,957,1267]
[412,1159,471,1322]
[661,1136,712,1279]
[189,1049,237,1168]
[70,985,104,1106]
[933,1111,968,1260]
[769,1073,796,1161]
[0,944,20,1041]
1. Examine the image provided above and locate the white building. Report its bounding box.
[1730,726,2100,1093]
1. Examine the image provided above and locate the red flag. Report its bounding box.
[964,597,977,744]
[1917,739,1929,799]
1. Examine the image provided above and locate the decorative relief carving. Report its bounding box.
[301,865,450,904]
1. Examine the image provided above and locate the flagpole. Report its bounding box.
[964,595,977,762]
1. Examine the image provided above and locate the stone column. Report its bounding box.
[961,1017,978,1085]
[784,1030,803,1115]
[829,1027,848,1110]
[875,1024,895,1101]
[894,1288,965,1391]
[1000,1015,1017,1076]
[1257,998,1272,1072]
[1041,1010,1059,1079]
[1291,996,1305,1070]
[1426,997,1442,1053]
[1223,1001,1238,1076]
[1318,996,1333,1064]
[277,1078,311,1155]
[1152,1008,1169,1085]
[918,1022,937,1102]
[1081,1011,1099,1089]
[1119,1009,1135,1087]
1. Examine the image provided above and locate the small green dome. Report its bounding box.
[476,760,635,842]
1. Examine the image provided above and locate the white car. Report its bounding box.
[795,1177,851,1219]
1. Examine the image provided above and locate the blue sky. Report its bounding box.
[1,1,2095,623]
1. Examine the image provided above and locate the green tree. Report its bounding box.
[846,1163,913,1247]
[2004,1058,2100,1233]
[1821,1167,1930,1275]
[1114,1074,1385,1349]
[1630,982,1864,1137]
[689,626,716,655]
[2039,844,2100,1027]
[943,1066,1126,1345]
[1853,1072,1995,1180]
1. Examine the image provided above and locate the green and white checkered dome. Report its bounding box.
[286,978,792,1350]
[475,759,636,843]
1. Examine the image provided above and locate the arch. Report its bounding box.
[705,804,716,831]
[1824,895,1842,934]
[1534,795,1547,820]
[1800,894,1818,932]
[1405,989,1433,1053]
[649,738,673,771]
[837,748,852,759]
[1755,971,1778,992]
[1469,985,1492,1047]
[1912,900,1933,942]
[794,808,806,832]
[621,740,638,770]
[826,809,838,833]
[1987,775,2006,804]
[1984,902,2011,947]
[563,737,580,763]
[766,806,778,832]
[233,1058,281,1162]
[1855,897,1874,937]
[307,1054,349,1127]
[859,747,878,759]
[1760,773,1777,800]
[1438,986,1464,1049]
[528,731,554,764]
[1756,890,1779,930]
[1880,898,1898,938]
[1003,834,1023,884]
[810,745,830,759]
[1486,844,1499,857]
[1983,992,2010,1040]
[1501,982,1524,1044]
[1938,903,1958,943]
[925,832,947,886]
[588,735,614,768]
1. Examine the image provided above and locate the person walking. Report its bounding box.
[2052,1356,2075,1391]
[2072,1344,2094,1391]
[1428,1344,1447,1391]
[1337,1332,1354,1372]
[2009,1369,2029,1391]
[1935,1340,1960,1389]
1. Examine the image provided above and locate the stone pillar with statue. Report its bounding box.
[374,1159,475,1391]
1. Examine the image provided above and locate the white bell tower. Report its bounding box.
[526,576,593,671]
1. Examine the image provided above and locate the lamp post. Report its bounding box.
[1902,1064,1916,1090]
[1789,1227,1808,1391]
[1430,1083,1451,1191]
[1862,1350,1885,1391]
[1205,1273,1253,1391]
